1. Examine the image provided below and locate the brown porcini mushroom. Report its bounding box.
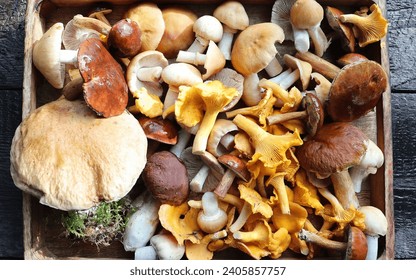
[231,22,285,106]
[295,51,388,122]
[107,18,142,58]
[78,38,128,117]
[187,15,223,53]
[156,7,197,58]
[290,0,330,57]
[336,53,368,67]
[299,226,368,259]
[142,151,190,206]
[124,2,165,52]
[213,1,249,60]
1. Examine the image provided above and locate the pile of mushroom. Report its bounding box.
[31,0,390,260]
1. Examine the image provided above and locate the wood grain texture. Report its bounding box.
[386,0,416,91]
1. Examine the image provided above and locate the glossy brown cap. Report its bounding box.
[303,92,324,136]
[325,6,356,53]
[296,122,368,176]
[107,18,142,58]
[345,226,368,260]
[138,116,178,145]
[327,60,388,122]
[217,154,250,182]
[78,38,128,117]
[336,53,368,67]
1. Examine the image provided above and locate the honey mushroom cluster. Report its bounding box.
[28,0,390,260]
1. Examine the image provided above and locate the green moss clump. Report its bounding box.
[61,198,135,247]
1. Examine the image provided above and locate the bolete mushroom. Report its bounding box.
[325,6,356,53]
[78,38,128,117]
[187,15,223,53]
[32,22,78,89]
[299,226,368,259]
[138,116,178,145]
[107,18,142,58]
[215,153,250,198]
[290,0,330,57]
[295,51,388,122]
[142,151,190,206]
[213,1,249,60]
[231,22,285,106]
[156,7,197,58]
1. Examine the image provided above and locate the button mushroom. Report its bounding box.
[358,205,388,260]
[187,15,223,53]
[213,1,249,60]
[231,22,285,106]
[32,22,78,89]
[77,38,128,117]
[126,50,168,118]
[142,151,190,206]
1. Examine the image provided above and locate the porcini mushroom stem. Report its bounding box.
[295,51,341,80]
[267,110,307,125]
[136,66,163,82]
[177,50,206,65]
[59,49,78,64]
[299,229,348,250]
[214,169,236,198]
[331,170,360,209]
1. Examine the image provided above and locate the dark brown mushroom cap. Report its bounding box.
[296,122,368,176]
[325,6,356,53]
[107,18,142,58]
[302,92,324,136]
[142,151,189,205]
[345,226,368,260]
[336,53,368,67]
[78,38,128,117]
[327,60,388,122]
[138,116,178,145]
[217,154,250,182]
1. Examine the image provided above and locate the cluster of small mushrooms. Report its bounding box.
[29,0,389,260]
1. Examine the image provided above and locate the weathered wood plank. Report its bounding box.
[391,92,416,259]
[0,0,26,89]
[0,89,24,259]
[386,0,416,91]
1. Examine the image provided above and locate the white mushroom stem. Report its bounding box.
[229,201,252,233]
[59,49,78,64]
[330,170,360,210]
[197,192,228,233]
[267,110,307,125]
[220,134,235,150]
[349,139,384,193]
[242,73,263,106]
[265,57,283,77]
[136,66,163,82]
[365,235,379,260]
[268,68,292,84]
[177,50,206,65]
[190,165,211,193]
[278,69,300,90]
[299,229,347,250]
[187,37,209,53]
[217,26,236,60]
[169,129,191,158]
[292,25,310,53]
[163,88,179,112]
[134,246,158,260]
[307,25,330,57]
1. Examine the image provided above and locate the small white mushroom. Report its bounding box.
[359,206,388,260]
[197,192,228,233]
[187,15,223,53]
[150,231,185,260]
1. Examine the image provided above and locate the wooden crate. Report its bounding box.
[22,0,394,259]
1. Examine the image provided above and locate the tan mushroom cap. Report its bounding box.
[10,98,147,211]
[231,22,285,76]
[124,2,165,51]
[32,22,66,89]
[202,41,226,80]
[283,54,312,90]
[213,1,249,31]
[327,60,388,122]
[78,38,128,117]
[156,7,197,58]
[161,63,202,91]
[296,122,368,177]
[290,0,324,29]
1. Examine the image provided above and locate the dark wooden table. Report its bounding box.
[1,0,415,260]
